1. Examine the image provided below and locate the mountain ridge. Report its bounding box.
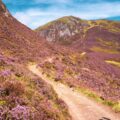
[36,16,120,49]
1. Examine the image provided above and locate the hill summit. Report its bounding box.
[36,16,120,48]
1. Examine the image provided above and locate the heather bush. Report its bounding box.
[0,106,11,120]
[0,70,12,77]
[0,105,36,120]
[38,51,120,103]
[0,53,71,120]
[10,105,35,120]
[3,80,25,96]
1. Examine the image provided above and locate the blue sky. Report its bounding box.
[3,0,120,29]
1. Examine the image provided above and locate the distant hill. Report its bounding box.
[36,16,120,51]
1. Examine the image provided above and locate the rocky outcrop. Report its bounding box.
[36,16,90,44]
[36,16,120,47]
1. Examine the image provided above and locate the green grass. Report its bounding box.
[0,100,6,106]
[59,39,73,45]
[75,87,120,112]
[96,38,115,46]
[105,60,120,67]
[36,16,75,31]
[75,87,103,102]
[112,102,120,112]
[36,22,54,31]
[91,46,119,54]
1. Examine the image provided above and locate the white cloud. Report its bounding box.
[13,1,120,29]
[14,10,61,29]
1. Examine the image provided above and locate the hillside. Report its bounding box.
[36,16,120,112]
[36,16,120,49]
[0,0,120,119]
[0,1,71,119]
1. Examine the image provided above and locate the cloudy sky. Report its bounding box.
[3,0,120,29]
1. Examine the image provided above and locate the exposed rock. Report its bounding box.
[36,16,120,48]
[36,16,88,44]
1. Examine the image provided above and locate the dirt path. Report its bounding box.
[28,64,119,120]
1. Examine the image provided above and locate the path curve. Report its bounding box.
[28,64,119,120]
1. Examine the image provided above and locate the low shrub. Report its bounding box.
[3,80,25,96]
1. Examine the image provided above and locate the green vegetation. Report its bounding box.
[91,46,119,54]
[113,102,120,112]
[75,87,103,102]
[75,87,120,112]
[0,52,71,120]
[36,21,54,31]
[37,16,75,30]
[59,39,73,45]
[0,100,6,106]
[96,38,114,46]
[96,20,109,26]
[109,28,120,33]
[36,16,78,31]
[58,16,71,24]
[105,60,120,67]
[95,20,120,33]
